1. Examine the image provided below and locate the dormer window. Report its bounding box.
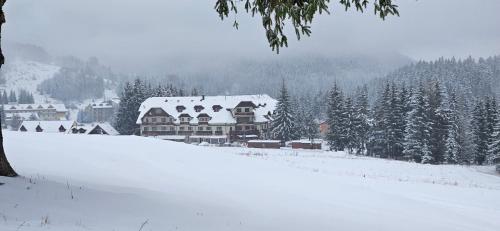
[194,105,204,112]
[27,105,33,109]
[59,125,66,132]
[38,105,44,109]
[176,105,186,112]
[48,105,54,109]
[212,105,222,112]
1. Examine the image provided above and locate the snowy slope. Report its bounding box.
[0,60,60,102]
[1,132,500,231]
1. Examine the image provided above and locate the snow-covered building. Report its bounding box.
[137,95,276,143]
[18,120,76,133]
[71,123,119,135]
[4,103,68,123]
[81,100,119,123]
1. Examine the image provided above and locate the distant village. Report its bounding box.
[1,91,326,150]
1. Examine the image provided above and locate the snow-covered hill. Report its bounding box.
[1,132,499,231]
[0,60,60,102]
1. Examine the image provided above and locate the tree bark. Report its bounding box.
[0,0,17,177]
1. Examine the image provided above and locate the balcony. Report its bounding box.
[234,112,255,116]
[195,131,213,136]
[142,131,176,136]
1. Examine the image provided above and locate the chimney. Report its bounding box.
[201,95,205,101]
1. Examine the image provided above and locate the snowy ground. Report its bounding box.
[1,131,499,231]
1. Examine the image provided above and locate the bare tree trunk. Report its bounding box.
[0,0,17,177]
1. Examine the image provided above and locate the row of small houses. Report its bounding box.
[18,121,119,135]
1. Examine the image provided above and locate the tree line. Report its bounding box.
[325,80,500,165]
[0,89,35,104]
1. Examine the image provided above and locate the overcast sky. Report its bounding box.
[4,0,500,72]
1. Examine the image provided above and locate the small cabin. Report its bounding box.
[247,140,281,149]
[291,140,322,150]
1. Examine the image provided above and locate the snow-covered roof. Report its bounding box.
[89,123,119,135]
[5,103,68,112]
[5,112,39,120]
[137,95,277,125]
[74,123,120,135]
[19,120,76,133]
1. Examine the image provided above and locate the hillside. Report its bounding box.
[0,60,60,102]
[1,132,499,231]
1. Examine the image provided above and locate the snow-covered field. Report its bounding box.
[1,131,499,231]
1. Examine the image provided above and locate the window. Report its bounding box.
[217,127,222,131]
[236,126,242,131]
[161,118,166,123]
[236,108,241,113]
[245,126,250,130]
[152,118,157,123]
[207,127,212,130]
[179,127,185,131]
[161,126,167,131]
[170,127,175,131]
[144,118,149,123]
[198,127,204,131]
[143,126,149,131]
[188,127,193,131]
[245,108,250,112]
[152,126,157,131]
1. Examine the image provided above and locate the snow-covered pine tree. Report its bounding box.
[387,83,405,159]
[271,80,295,143]
[8,90,16,103]
[486,97,499,163]
[353,85,370,155]
[368,83,391,157]
[326,83,346,151]
[344,96,356,153]
[487,116,500,164]
[403,83,432,163]
[428,81,450,164]
[471,100,489,165]
[114,79,148,135]
[1,91,7,104]
[444,91,460,164]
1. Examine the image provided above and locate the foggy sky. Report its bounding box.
[4,0,500,73]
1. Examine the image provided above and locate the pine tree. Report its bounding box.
[428,81,449,163]
[271,80,295,143]
[114,79,149,135]
[1,91,7,104]
[326,83,346,151]
[488,118,500,164]
[8,90,16,103]
[471,100,488,165]
[486,97,500,164]
[344,96,357,153]
[403,83,432,163]
[444,91,460,164]
[368,83,391,157]
[353,85,370,155]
